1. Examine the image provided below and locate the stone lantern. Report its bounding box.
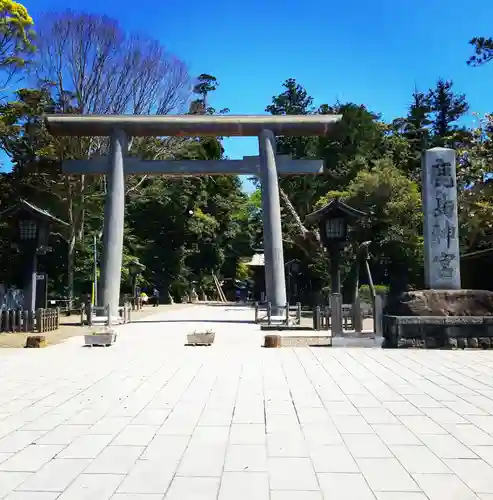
[305,198,366,333]
[1,200,68,312]
[305,198,366,295]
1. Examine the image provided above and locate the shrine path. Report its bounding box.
[0,305,492,499]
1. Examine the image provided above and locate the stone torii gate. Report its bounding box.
[44,114,341,316]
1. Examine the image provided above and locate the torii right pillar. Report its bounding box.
[422,147,461,289]
[258,129,287,313]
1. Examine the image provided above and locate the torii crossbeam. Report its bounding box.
[62,155,324,175]
[45,114,342,317]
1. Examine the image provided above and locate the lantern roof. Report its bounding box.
[0,199,69,226]
[304,198,367,226]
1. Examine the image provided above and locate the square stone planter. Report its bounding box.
[84,330,117,347]
[186,332,215,346]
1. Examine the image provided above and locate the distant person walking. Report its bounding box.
[152,287,160,307]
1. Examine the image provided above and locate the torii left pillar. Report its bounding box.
[100,129,127,318]
[258,129,287,314]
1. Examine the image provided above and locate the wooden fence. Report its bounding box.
[254,302,302,325]
[313,294,383,336]
[80,303,132,326]
[35,308,60,333]
[0,308,60,333]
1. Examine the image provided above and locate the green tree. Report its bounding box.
[391,88,431,178]
[468,36,493,66]
[316,159,424,293]
[265,78,316,160]
[428,79,469,146]
[0,11,194,305]
[0,0,34,91]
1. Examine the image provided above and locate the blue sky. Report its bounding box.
[15,0,493,192]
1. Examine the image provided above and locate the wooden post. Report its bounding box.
[35,309,42,333]
[296,302,301,325]
[22,310,28,332]
[285,303,289,325]
[15,309,21,332]
[254,302,259,323]
[28,310,34,332]
[264,335,281,348]
[314,306,321,330]
[267,302,272,326]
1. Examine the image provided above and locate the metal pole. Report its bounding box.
[100,129,127,319]
[258,129,287,315]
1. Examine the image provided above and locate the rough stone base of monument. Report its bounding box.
[186,332,215,346]
[84,331,117,347]
[385,289,493,316]
[383,315,493,349]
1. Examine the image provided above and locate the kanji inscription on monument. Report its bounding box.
[422,147,461,289]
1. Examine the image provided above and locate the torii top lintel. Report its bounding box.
[44,114,342,137]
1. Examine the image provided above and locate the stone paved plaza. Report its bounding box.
[1,305,493,498]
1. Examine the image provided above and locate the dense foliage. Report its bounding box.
[0,6,492,304]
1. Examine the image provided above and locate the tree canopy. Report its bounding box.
[0,6,493,305]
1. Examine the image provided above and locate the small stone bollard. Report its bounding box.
[25,335,47,348]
